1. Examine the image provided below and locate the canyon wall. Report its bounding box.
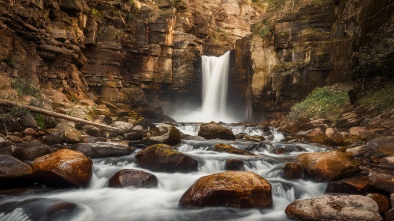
[0,0,393,122]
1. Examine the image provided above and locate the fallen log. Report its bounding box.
[0,99,123,133]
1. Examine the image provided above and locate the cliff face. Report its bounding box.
[248,0,394,121]
[0,0,260,117]
[0,0,393,122]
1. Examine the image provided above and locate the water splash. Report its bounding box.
[171,52,241,123]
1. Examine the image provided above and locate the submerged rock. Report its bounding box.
[297,151,359,182]
[224,159,244,171]
[213,143,255,156]
[135,144,198,173]
[285,195,382,221]
[33,149,92,188]
[0,198,80,221]
[179,171,272,208]
[0,154,34,189]
[72,142,135,158]
[198,123,236,140]
[108,169,158,188]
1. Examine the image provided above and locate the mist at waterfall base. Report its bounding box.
[170,51,247,123]
[0,125,327,221]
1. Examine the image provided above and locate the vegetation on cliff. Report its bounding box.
[286,84,351,122]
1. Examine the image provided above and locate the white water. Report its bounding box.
[172,52,242,123]
[0,126,327,221]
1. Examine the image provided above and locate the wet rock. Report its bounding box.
[18,114,39,130]
[283,162,304,180]
[296,127,328,144]
[0,198,80,221]
[285,195,382,221]
[83,125,102,137]
[22,128,39,137]
[213,143,255,156]
[149,124,181,145]
[198,123,236,140]
[366,136,394,156]
[9,143,55,161]
[225,159,244,171]
[132,119,156,131]
[366,193,390,214]
[179,171,272,208]
[369,172,394,193]
[325,176,370,194]
[182,135,207,141]
[108,169,158,188]
[72,142,135,158]
[64,128,84,143]
[325,128,345,145]
[0,154,34,189]
[346,145,369,158]
[43,130,65,145]
[297,151,359,182]
[124,131,143,140]
[0,136,13,154]
[33,149,92,188]
[111,121,134,132]
[386,208,394,221]
[135,144,198,173]
[55,122,75,131]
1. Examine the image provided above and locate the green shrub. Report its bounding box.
[11,78,41,98]
[34,114,46,129]
[358,82,394,112]
[286,85,351,122]
[252,18,271,39]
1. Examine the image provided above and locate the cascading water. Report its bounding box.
[201,51,230,122]
[171,51,242,123]
[0,125,327,221]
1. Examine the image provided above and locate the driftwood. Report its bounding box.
[0,99,123,132]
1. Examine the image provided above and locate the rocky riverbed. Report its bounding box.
[0,116,394,220]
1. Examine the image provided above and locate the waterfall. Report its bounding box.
[201,51,231,122]
[170,51,242,123]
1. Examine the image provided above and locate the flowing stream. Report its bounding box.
[0,124,327,221]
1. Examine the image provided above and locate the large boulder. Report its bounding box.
[9,143,55,161]
[149,124,181,145]
[33,149,92,188]
[198,123,236,140]
[135,144,198,173]
[179,171,272,208]
[285,195,382,221]
[0,154,34,189]
[72,142,135,158]
[108,169,158,188]
[213,143,255,156]
[297,151,359,182]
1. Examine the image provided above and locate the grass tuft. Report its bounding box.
[286,84,351,122]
